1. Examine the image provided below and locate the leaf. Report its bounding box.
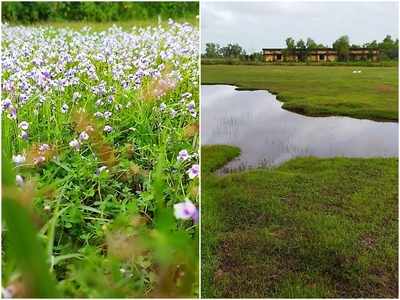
[52,253,84,266]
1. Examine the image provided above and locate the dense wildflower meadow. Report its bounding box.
[2,20,199,297]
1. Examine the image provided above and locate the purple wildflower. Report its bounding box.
[187,164,199,179]
[187,101,195,111]
[19,94,28,104]
[73,92,81,101]
[39,143,50,153]
[79,131,89,141]
[19,121,29,130]
[12,154,26,165]
[182,92,192,99]
[174,199,198,222]
[69,139,80,151]
[1,99,12,110]
[33,156,46,165]
[19,130,28,140]
[177,149,189,161]
[170,108,177,118]
[61,103,69,113]
[104,111,112,119]
[104,125,113,133]
[187,101,196,117]
[94,111,103,118]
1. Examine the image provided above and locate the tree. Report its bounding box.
[333,35,350,61]
[394,39,399,60]
[363,40,378,49]
[296,39,306,49]
[285,37,296,55]
[204,43,220,58]
[306,38,317,50]
[296,39,306,62]
[305,38,318,62]
[363,40,379,60]
[248,51,263,62]
[219,43,246,59]
[379,35,397,60]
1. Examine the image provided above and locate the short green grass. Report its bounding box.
[201,145,398,298]
[202,64,398,121]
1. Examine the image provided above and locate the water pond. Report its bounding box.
[201,85,398,172]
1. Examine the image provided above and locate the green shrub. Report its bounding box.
[2,2,199,23]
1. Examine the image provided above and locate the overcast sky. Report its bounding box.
[201,1,399,53]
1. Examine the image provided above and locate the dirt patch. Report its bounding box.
[376,84,394,93]
[214,229,293,297]
[360,234,376,249]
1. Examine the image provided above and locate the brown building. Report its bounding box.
[263,48,380,62]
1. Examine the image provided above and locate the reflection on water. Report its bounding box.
[201,85,399,172]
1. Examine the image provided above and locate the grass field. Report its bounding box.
[2,20,199,298]
[201,145,398,298]
[202,64,398,121]
[14,17,198,32]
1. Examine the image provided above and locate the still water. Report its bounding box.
[202,85,398,172]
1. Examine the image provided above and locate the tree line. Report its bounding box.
[2,2,199,23]
[203,35,398,62]
[202,43,263,62]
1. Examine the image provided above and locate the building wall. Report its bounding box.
[263,49,379,63]
[327,54,337,62]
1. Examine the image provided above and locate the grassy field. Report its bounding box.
[201,58,399,67]
[15,17,198,32]
[201,145,398,298]
[202,64,398,121]
[2,20,199,298]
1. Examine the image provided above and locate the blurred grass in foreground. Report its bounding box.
[2,150,59,297]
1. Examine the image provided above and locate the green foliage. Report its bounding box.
[2,2,199,23]
[219,43,246,59]
[296,39,307,62]
[306,38,317,50]
[201,145,398,298]
[203,42,263,62]
[203,35,398,64]
[333,35,350,61]
[204,42,221,58]
[285,37,296,55]
[379,35,399,60]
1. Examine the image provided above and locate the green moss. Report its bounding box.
[201,145,398,298]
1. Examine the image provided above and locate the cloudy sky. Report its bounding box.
[201,1,399,53]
